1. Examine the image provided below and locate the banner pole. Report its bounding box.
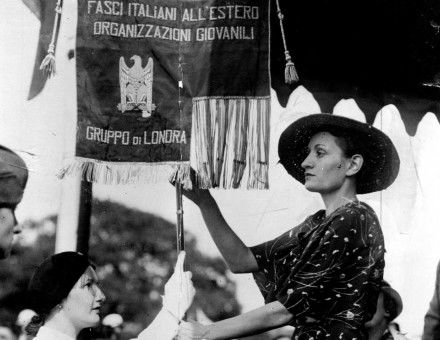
[76,180,93,255]
[176,0,185,254]
[175,183,185,252]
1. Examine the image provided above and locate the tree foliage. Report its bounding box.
[88,199,240,325]
[0,199,240,334]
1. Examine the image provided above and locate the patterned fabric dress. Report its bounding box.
[250,201,385,340]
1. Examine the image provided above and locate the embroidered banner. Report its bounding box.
[62,0,270,188]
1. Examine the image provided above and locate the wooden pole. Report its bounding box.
[176,24,185,253]
[55,175,81,253]
[175,183,185,252]
[76,180,93,255]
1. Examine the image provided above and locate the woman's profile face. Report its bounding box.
[301,131,350,194]
[62,266,106,330]
[0,206,19,259]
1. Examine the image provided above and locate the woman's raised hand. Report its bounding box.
[170,168,213,206]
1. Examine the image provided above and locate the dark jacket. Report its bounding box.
[423,261,440,340]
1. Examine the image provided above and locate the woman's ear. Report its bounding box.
[346,154,363,176]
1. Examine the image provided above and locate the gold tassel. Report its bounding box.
[284,51,299,84]
[40,0,63,78]
[276,0,299,84]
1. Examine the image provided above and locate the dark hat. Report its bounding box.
[278,113,400,194]
[28,252,93,315]
[382,284,403,321]
[0,146,28,205]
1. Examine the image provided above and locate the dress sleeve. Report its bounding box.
[250,235,279,272]
[249,234,285,300]
[274,208,383,319]
[250,216,314,274]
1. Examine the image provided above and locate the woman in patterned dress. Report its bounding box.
[177,113,400,340]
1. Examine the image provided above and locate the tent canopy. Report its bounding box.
[270,0,440,134]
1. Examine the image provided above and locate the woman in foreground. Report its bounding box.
[177,113,400,339]
[26,251,194,340]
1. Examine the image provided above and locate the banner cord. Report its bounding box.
[176,0,185,321]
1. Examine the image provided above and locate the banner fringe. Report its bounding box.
[193,97,270,189]
[58,159,191,188]
[247,99,270,189]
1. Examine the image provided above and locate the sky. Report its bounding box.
[1,1,440,338]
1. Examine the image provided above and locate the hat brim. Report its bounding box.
[278,114,400,194]
[382,286,403,319]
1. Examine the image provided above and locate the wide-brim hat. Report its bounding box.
[278,113,400,194]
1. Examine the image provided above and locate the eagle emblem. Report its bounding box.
[117,55,156,118]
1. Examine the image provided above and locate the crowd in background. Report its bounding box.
[0,310,128,340]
